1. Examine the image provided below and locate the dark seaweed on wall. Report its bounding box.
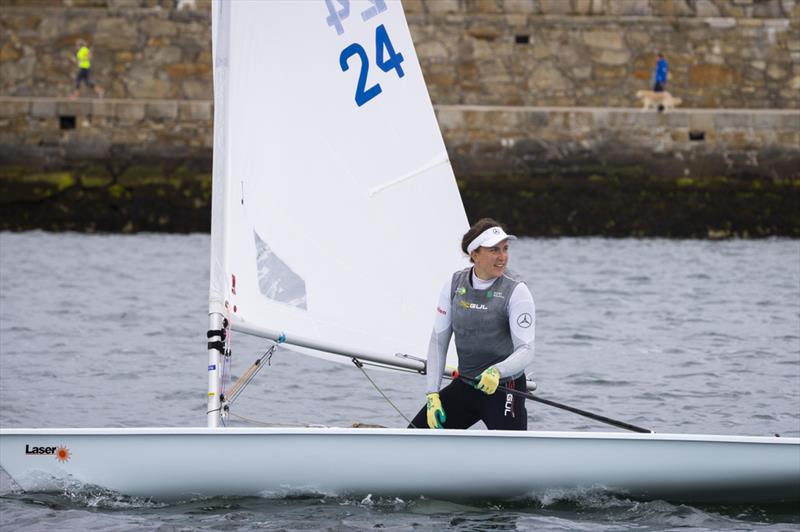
[459,172,800,239]
[1,161,798,238]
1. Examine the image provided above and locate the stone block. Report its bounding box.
[592,64,627,80]
[767,64,788,80]
[0,41,23,63]
[763,19,790,30]
[502,0,538,14]
[402,0,424,13]
[539,0,573,14]
[0,99,30,117]
[417,41,449,60]
[661,112,687,128]
[714,113,753,128]
[572,66,592,80]
[526,111,549,127]
[582,30,626,50]
[127,78,173,99]
[181,80,212,100]
[607,0,652,15]
[147,101,179,120]
[620,111,662,127]
[471,0,503,14]
[180,101,211,121]
[751,112,781,129]
[590,0,607,13]
[163,63,212,80]
[688,64,738,86]
[689,113,715,131]
[696,0,722,16]
[434,107,465,131]
[738,18,764,27]
[91,100,116,117]
[107,0,141,7]
[573,0,593,15]
[30,100,57,118]
[141,18,180,37]
[425,0,461,13]
[146,46,183,65]
[57,101,92,116]
[95,18,140,51]
[117,101,146,122]
[591,48,631,66]
[651,0,695,16]
[587,109,609,129]
[705,18,737,29]
[754,0,785,17]
[527,62,569,91]
[781,113,800,129]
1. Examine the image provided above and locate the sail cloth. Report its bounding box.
[209,0,468,370]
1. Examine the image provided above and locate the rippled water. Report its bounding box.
[1,232,799,530]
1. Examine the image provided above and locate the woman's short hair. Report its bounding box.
[461,218,507,259]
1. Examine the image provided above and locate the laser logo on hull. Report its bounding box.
[25,444,71,462]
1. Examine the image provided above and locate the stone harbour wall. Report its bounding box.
[1,0,798,236]
[1,0,798,107]
[1,97,797,237]
[1,1,213,100]
[438,105,799,237]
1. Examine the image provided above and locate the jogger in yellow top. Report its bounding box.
[71,39,104,98]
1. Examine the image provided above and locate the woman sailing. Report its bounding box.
[409,218,535,430]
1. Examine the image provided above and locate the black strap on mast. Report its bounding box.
[207,318,229,353]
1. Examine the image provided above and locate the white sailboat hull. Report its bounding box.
[2,428,798,503]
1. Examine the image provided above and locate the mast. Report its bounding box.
[206,314,224,427]
[207,0,231,428]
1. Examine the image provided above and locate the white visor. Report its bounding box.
[467,226,517,254]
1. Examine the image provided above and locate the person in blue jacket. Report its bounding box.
[653,52,668,92]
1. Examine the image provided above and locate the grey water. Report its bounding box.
[1,232,798,531]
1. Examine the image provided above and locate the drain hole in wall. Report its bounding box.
[60,116,76,130]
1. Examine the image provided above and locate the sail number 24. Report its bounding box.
[326,0,406,107]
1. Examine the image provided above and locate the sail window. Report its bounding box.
[253,231,308,309]
[689,131,705,141]
[515,35,530,44]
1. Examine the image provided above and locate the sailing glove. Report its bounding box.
[475,367,500,395]
[426,392,446,429]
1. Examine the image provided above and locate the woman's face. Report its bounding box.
[470,239,510,280]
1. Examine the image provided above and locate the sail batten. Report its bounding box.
[210,0,468,370]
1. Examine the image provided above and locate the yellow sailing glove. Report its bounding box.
[475,367,500,395]
[426,392,446,429]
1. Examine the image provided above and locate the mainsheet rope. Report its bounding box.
[351,358,413,426]
[219,340,414,427]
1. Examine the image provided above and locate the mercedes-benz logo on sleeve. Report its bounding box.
[516,313,532,328]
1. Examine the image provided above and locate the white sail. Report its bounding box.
[209,0,468,369]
